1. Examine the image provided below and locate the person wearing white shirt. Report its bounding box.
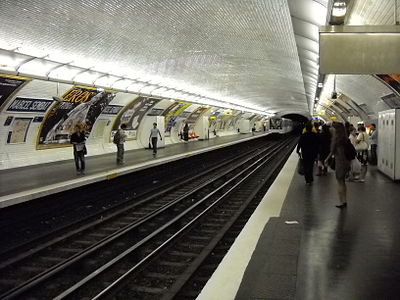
[149,123,162,157]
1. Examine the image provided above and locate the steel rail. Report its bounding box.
[0,138,266,268]
[54,138,293,300]
[0,139,278,300]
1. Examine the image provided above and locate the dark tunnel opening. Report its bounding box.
[281,113,309,134]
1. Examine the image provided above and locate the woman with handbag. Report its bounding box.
[355,126,369,166]
[325,122,351,208]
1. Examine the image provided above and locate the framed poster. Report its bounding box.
[185,106,210,124]
[8,117,32,144]
[0,74,31,110]
[111,96,160,140]
[163,101,191,134]
[37,86,116,148]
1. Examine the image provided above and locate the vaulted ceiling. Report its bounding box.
[0,0,397,119]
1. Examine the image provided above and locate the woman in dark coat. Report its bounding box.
[297,122,319,185]
[325,122,351,208]
[183,123,189,142]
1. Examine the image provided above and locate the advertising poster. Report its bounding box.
[185,106,210,125]
[8,117,32,144]
[376,74,400,95]
[112,96,160,140]
[0,74,31,110]
[147,107,164,116]
[163,101,191,134]
[7,97,53,113]
[38,86,116,148]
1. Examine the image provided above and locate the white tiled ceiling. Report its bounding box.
[348,0,400,25]
[0,0,317,115]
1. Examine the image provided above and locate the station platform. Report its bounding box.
[0,132,267,209]
[198,151,400,300]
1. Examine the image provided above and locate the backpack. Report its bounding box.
[343,138,356,160]
[113,130,121,144]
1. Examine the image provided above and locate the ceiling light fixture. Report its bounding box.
[0,47,274,116]
[332,1,347,18]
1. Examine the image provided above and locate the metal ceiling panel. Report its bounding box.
[0,0,311,114]
[320,26,400,74]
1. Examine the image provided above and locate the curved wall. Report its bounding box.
[0,76,267,170]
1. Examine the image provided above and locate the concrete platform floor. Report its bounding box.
[235,164,400,300]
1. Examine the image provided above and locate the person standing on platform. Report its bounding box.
[325,122,351,208]
[183,123,189,142]
[114,123,127,165]
[297,122,319,185]
[70,125,86,175]
[252,125,256,135]
[356,125,369,166]
[369,123,378,165]
[317,124,331,176]
[149,122,162,157]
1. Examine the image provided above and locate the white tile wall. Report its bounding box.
[0,79,244,170]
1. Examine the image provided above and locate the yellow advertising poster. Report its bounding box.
[163,101,191,134]
[37,86,116,149]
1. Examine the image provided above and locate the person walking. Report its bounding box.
[149,122,162,157]
[317,124,331,176]
[325,122,351,208]
[369,123,378,165]
[297,122,319,185]
[114,123,127,165]
[70,125,86,175]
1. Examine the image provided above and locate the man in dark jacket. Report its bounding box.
[70,125,86,175]
[297,122,319,185]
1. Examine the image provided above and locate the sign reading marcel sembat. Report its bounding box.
[7,97,53,113]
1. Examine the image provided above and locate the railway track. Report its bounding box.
[0,136,291,299]
[0,137,268,255]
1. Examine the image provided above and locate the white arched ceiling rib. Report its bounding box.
[0,0,309,115]
[348,0,400,25]
[288,0,329,114]
[318,75,393,120]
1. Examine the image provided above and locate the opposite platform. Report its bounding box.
[199,157,400,300]
[0,132,267,208]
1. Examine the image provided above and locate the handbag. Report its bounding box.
[351,158,361,174]
[297,157,304,175]
[83,145,87,155]
[355,133,368,151]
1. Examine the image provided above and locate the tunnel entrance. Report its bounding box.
[281,113,309,134]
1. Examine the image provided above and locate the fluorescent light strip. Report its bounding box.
[0,48,274,116]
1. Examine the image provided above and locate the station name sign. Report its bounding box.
[7,97,53,113]
[101,105,123,115]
